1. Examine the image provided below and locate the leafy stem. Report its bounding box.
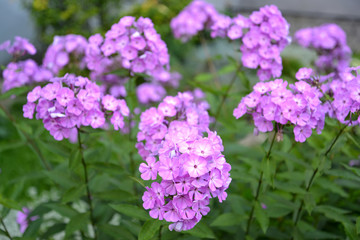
[77,129,97,239]
[0,218,13,240]
[292,124,348,229]
[199,34,220,88]
[245,130,277,235]
[0,103,51,170]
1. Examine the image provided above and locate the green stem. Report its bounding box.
[0,218,13,240]
[77,129,97,239]
[245,131,277,235]
[0,103,51,170]
[292,124,348,228]
[213,65,241,128]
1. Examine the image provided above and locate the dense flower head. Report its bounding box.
[85,16,170,82]
[23,74,129,141]
[43,34,88,75]
[170,0,218,42]
[137,91,231,231]
[239,5,291,81]
[233,76,327,142]
[0,36,36,57]
[2,59,53,92]
[295,23,351,73]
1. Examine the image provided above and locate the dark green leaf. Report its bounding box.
[186,221,215,239]
[45,203,78,218]
[138,219,163,240]
[255,202,269,233]
[0,194,21,210]
[65,212,90,237]
[304,193,316,215]
[62,185,86,203]
[99,224,135,240]
[109,204,149,221]
[93,189,135,202]
[210,213,244,227]
[0,86,30,100]
[42,223,66,238]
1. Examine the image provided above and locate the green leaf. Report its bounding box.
[303,193,316,215]
[138,219,163,240]
[194,73,213,82]
[356,217,360,235]
[61,185,86,203]
[343,223,358,240]
[0,194,21,210]
[186,221,215,239]
[42,223,66,239]
[218,64,236,75]
[93,189,135,202]
[210,213,244,227]
[110,204,149,221]
[0,86,30,100]
[128,176,146,188]
[45,203,78,218]
[68,148,81,170]
[23,218,42,237]
[65,212,90,237]
[99,224,135,240]
[255,202,269,233]
[44,169,77,188]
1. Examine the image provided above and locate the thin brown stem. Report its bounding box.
[245,131,277,235]
[0,103,51,170]
[77,129,97,239]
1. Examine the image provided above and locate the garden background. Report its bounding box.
[1,0,360,239]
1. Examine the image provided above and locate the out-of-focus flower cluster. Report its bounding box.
[295,23,351,74]
[0,37,53,93]
[136,91,231,231]
[0,36,36,57]
[170,0,218,42]
[171,2,290,81]
[43,34,88,75]
[23,74,129,141]
[233,74,327,142]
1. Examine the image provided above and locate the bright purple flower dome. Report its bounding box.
[137,90,231,231]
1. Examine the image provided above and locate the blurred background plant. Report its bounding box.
[0,0,360,239]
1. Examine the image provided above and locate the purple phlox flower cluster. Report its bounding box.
[239,5,291,81]
[170,0,218,42]
[0,36,36,57]
[16,208,38,234]
[43,34,88,75]
[233,77,327,142]
[85,16,170,82]
[2,59,53,93]
[295,23,351,73]
[324,66,360,125]
[171,3,290,81]
[23,74,129,141]
[137,91,231,231]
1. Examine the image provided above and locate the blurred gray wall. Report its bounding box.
[0,0,36,64]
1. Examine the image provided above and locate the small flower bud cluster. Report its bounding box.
[85,16,170,82]
[23,74,129,141]
[295,23,351,74]
[2,59,53,92]
[170,0,218,42]
[137,91,231,231]
[233,76,327,142]
[43,34,88,75]
[0,36,36,57]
